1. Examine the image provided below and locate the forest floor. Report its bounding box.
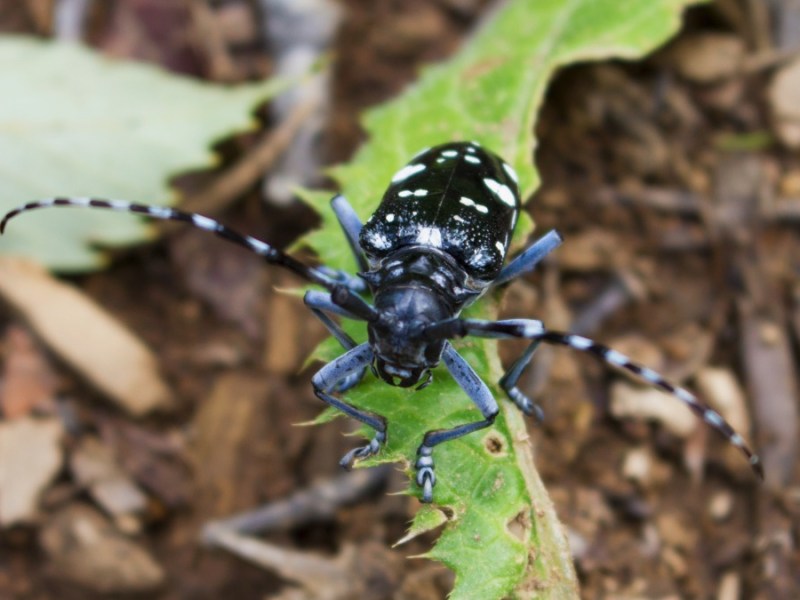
[0,1,797,599]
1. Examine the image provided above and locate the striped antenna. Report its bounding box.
[1,197,338,290]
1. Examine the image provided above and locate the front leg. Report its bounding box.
[311,343,388,468]
[304,290,365,392]
[414,343,499,503]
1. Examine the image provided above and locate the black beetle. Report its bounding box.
[0,141,763,502]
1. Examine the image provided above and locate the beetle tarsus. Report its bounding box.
[415,445,436,503]
[340,431,386,469]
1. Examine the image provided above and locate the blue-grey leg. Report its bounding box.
[414,343,499,503]
[331,194,368,273]
[304,290,358,349]
[499,339,545,421]
[303,289,356,319]
[304,290,365,392]
[492,229,563,288]
[314,195,367,291]
[316,266,368,293]
[311,343,387,469]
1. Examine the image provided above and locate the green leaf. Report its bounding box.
[0,36,285,271]
[301,1,702,598]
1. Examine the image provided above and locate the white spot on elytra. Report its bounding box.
[495,241,505,253]
[466,146,476,154]
[416,226,442,247]
[483,178,516,207]
[367,231,391,250]
[453,215,465,223]
[465,155,480,164]
[459,196,489,214]
[436,157,446,164]
[502,162,519,184]
[413,189,428,197]
[398,189,413,198]
[441,150,458,158]
[469,249,491,267]
[385,213,395,222]
[392,163,425,184]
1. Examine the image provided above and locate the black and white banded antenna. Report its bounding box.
[424,317,764,479]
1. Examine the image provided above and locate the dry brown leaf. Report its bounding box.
[0,416,63,525]
[0,324,59,419]
[769,57,800,148]
[662,33,745,83]
[0,257,172,416]
[40,503,165,593]
[70,436,149,533]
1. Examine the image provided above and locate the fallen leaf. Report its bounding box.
[0,324,59,419]
[0,257,172,416]
[40,503,165,593]
[769,57,800,148]
[662,33,745,83]
[70,436,149,533]
[0,416,63,525]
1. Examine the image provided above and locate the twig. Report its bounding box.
[181,92,321,218]
[53,0,91,41]
[201,465,390,542]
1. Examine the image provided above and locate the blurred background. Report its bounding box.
[0,0,797,598]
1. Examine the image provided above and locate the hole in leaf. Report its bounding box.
[506,508,531,542]
[484,432,505,455]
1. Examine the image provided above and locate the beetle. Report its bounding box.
[1,141,763,502]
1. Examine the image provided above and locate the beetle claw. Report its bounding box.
[339,431,386,469]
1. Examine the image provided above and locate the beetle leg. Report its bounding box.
[315,266,368,293]
[316,195,369,291]
[498,339,546,421]
[414,343,499,503]
[311,343,387,468]
[331,194,369,273]
[491,229,562,288]
[304,290,365,392]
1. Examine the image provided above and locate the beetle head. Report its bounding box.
[367,285,450,388]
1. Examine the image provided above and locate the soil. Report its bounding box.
[0,1,798,599]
